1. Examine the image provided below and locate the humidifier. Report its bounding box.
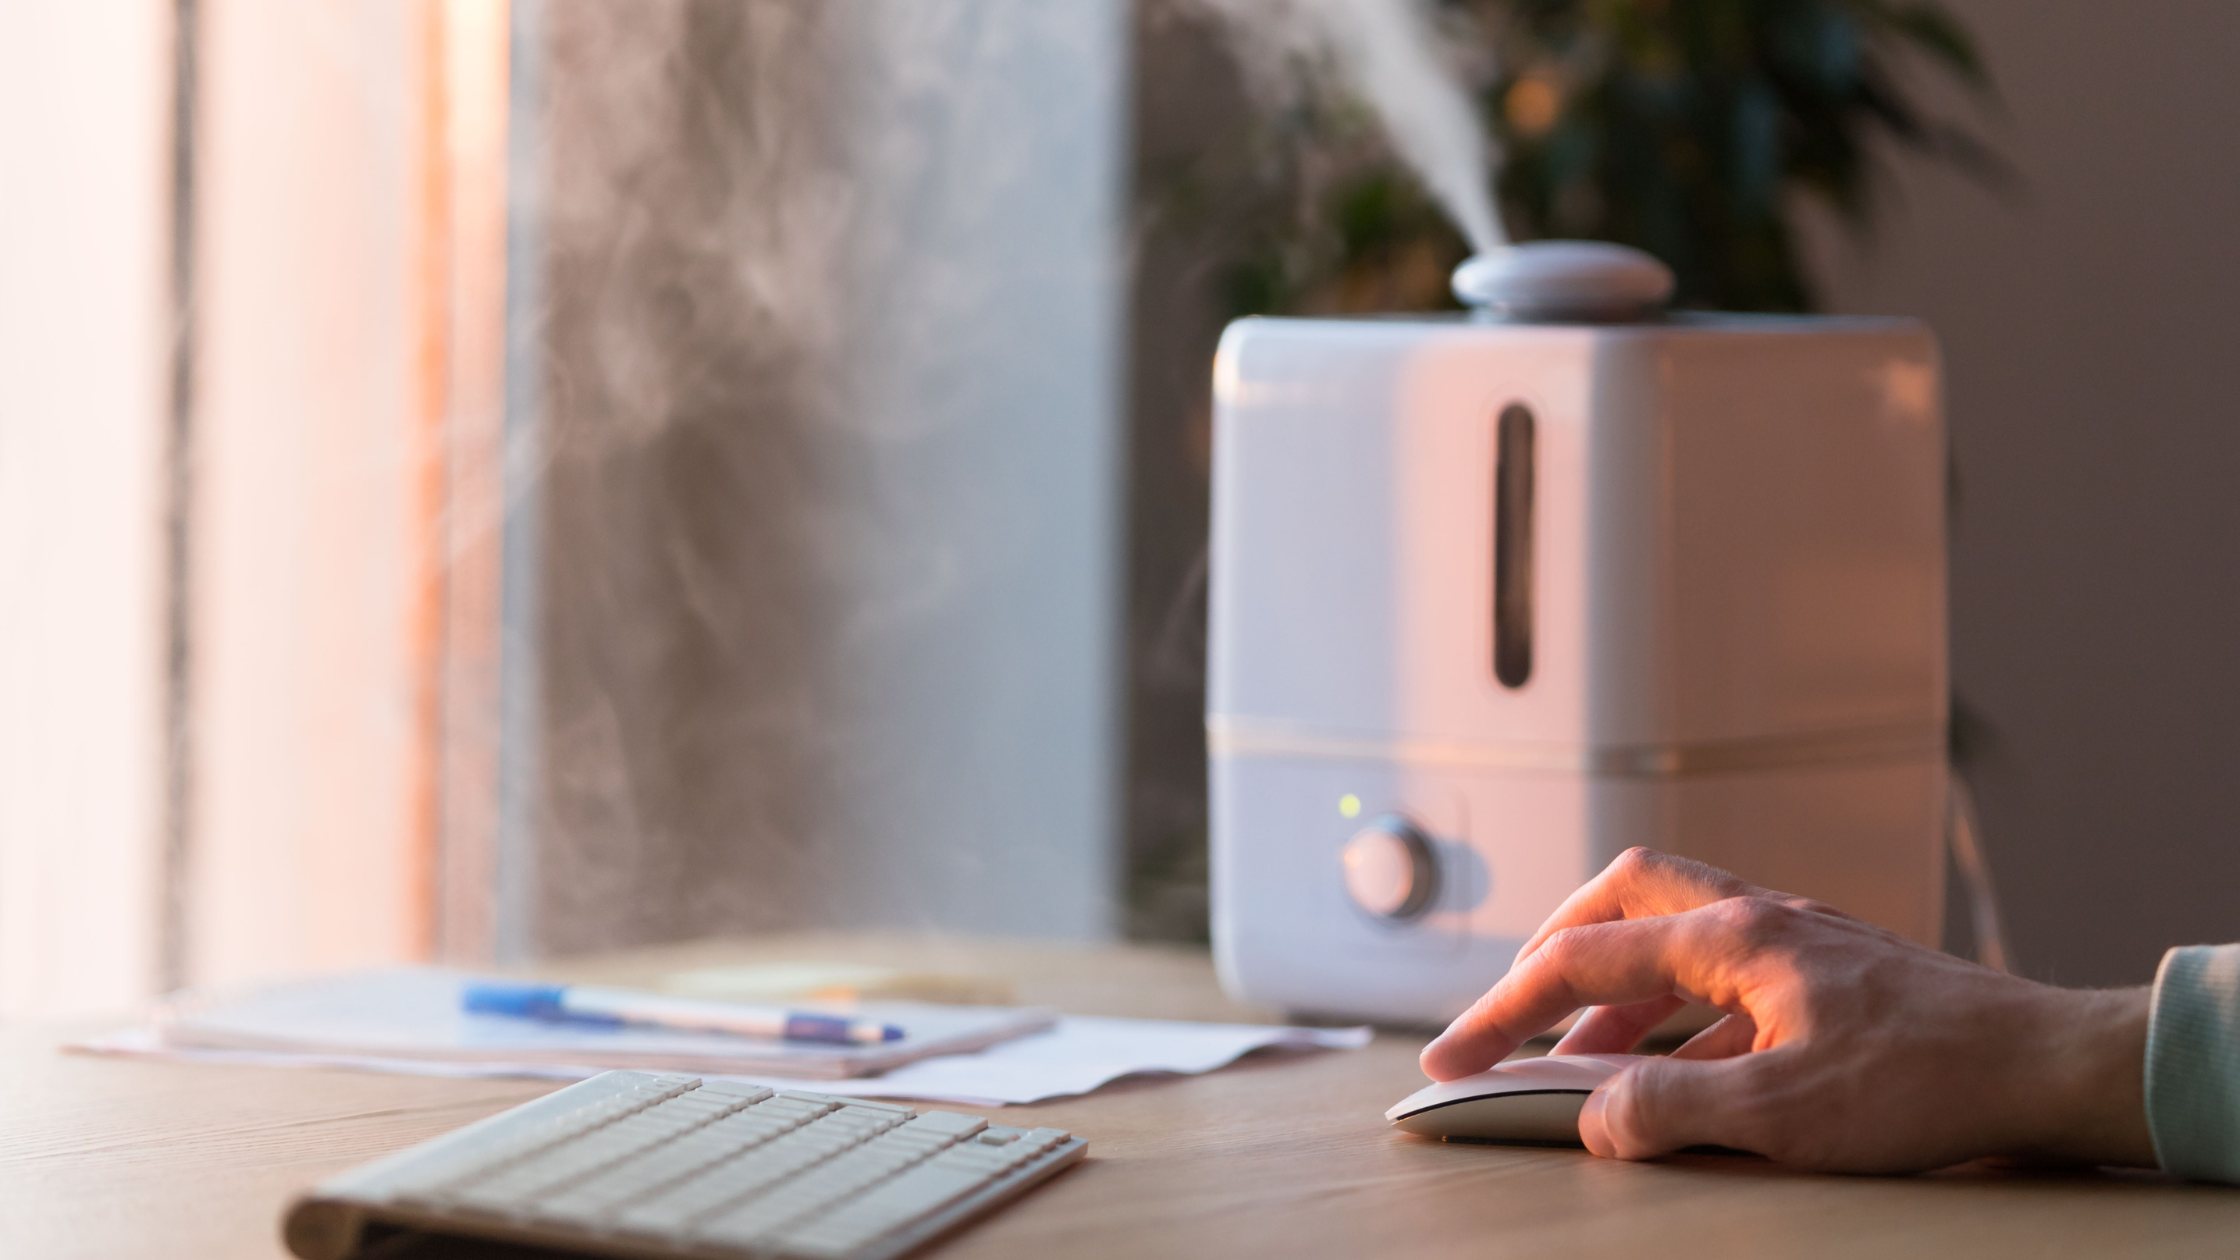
[1207,243,1948,1021]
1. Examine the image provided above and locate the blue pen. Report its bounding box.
[462,982,905,1045]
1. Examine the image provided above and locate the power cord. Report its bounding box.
[1946,772,2011,972]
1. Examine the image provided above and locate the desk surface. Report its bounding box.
[7,934,2237,1260]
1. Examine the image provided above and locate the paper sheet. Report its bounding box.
[74,1016,1370,1107]
[143,967,1055,1079]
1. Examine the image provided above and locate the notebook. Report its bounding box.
[153,967,1057,1080]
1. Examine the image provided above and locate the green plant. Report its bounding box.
[1216,0,2002,317]
[1489,0,2000,311]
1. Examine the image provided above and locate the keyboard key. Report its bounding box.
[695,1081,774,1104]
[838,1164,986,1222]
[823,1096,913,1115]
[904,1110,988,1138]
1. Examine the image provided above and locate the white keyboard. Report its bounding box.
[283,1070,1086,1260]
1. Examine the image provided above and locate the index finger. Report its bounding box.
[1420,907,1741,1080]
[1510,848,1753,967]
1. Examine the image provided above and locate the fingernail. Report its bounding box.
[1418,1039,1451,1078]
[1576,1088,1613,1156]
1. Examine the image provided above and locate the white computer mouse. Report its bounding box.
[1386,1053,1650,1143]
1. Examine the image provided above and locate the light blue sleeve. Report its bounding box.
[2145,943,2240,1183]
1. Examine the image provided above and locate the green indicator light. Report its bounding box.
[1338,793,1362,819]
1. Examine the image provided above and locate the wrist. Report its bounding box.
[2028,985,2154,1167]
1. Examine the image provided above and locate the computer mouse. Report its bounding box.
[1386,1053,1650,1143]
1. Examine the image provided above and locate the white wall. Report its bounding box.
[0,0,170,1018]
[187,0,431,984]
[0,1,502,1008]
[1809,0,2240,985]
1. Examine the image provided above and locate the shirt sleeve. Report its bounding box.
[2146,943,2240,1182]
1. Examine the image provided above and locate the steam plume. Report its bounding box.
[1182,0,1507,252]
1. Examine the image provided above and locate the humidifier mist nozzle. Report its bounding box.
[1451,241,1675,322]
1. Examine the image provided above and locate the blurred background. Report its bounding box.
[3,0,2237,1019]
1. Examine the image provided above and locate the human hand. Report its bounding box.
[1419,849,2154,1173]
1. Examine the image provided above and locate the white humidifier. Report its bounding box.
[1206,243,1948,1022]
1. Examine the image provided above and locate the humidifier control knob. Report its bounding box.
[1341,815,1440,921]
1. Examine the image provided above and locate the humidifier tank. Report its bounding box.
[1206,312,1948,1022]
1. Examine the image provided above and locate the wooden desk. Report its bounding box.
[7,936,2237,1259]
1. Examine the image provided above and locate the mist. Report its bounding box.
[521,0,1126,955]
[1180,0,1507,252]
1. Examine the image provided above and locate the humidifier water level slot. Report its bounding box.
[1493,403,1536,688]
